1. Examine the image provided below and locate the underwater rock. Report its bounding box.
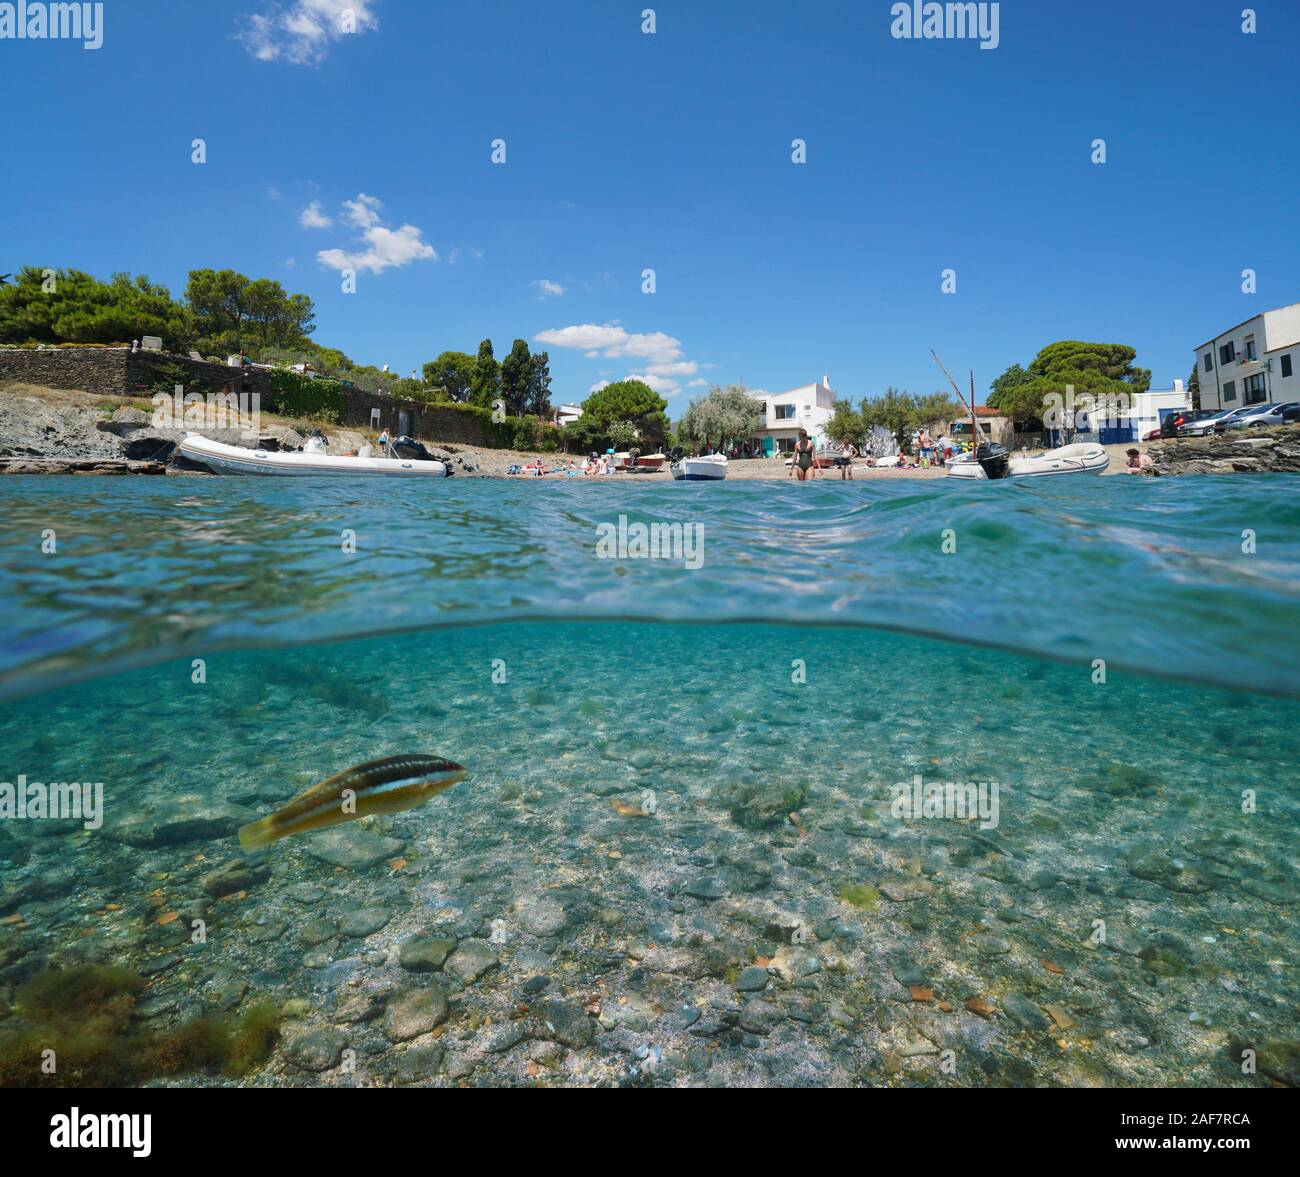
[514,893,568,937]
[1000,993,1050,1031]
[445,940,498,985]
[335,992,386,1024]
[769,945,819,983]
[304,829,405,871]
[1252,1039,1300,1088]
[1125,843,1215,893]
[106,797,253,848]
[337,906,391,939]
[738,999,783,1036]
[539,997,594,1048]
[713,779,806,831]
[736,966,769,993]
[683,877,727,902]
[399,935,457,972]
[298,918,337,947]
[384,986,449,1042]
[283,1026,347,1073]
[201,858,270,898]
[396,1043,445,1083]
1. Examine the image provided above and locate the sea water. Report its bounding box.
[0,474,1297,1087]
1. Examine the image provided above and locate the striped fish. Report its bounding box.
[238,754,467,851]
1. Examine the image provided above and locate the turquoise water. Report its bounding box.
[0,474,1298,1087]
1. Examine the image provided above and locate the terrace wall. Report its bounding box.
[0,346,506,447]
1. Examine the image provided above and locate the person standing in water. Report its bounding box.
[791,429,817,480]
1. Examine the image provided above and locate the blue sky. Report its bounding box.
[2,0,1298,405]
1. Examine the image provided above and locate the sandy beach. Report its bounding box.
[0,382,1151,479]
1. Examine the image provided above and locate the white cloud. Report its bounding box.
[535,323,701,395]
[342,193,383,228]
[629,372,681,395]
[533,279,565,298]
[299,199,333,229]
[589,380,610,393]
[316,193,436,275]
[238,0,378,66]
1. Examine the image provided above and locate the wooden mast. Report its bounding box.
[930,349,985,448]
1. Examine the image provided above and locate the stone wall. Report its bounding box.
[338,386,500,446]
[0,346,130,396]
[0,346,271,402]
[0,346,504,447]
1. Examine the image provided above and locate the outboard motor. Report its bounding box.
[975,442,1010,480]
[391,435,433,460]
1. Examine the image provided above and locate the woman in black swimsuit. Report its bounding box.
[792,429,817,481]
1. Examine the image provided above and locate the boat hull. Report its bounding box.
[176,433,449,477]
[671,456,728,481]
[946,443,1109,480]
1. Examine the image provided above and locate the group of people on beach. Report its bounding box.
[510,452,618,477]
[788,426,961,480]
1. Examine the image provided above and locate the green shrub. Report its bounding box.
[266,368,344,424]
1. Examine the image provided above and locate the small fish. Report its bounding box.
[238,754,467,851]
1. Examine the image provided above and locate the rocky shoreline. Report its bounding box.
[1145,426,1300,476]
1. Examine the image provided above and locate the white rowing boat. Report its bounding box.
[671,454,728,481]
[176,433,449,477]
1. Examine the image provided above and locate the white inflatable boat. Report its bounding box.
[176,433,449,477]
[946,442,1109,480]
[671,454,728,481]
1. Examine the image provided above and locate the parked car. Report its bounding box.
[1212,407,1259,433]
[1162,409,1215,437]
[1282,405,1300,424]
[1142,426,1163,441]
[1177,408,1243,437]
[1224,402,1300,429]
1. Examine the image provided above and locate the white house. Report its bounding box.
[1128,383,1190,437]
[1195,302,1300,412]
[748,375,837,455]
[553,402,582,426]
[1075,382,1189,440]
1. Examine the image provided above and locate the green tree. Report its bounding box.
[469,338,499,408]
[0,267,193,348]
[986,363,1034,411]
[580,379,670,448]
[422,350,476,402]
[993,341,1151,429]
[677,383,763,451]
[499,339,533,415]
[824,398,865,445]
[184,269,314,355]
[1188,364,1201,412]
[524,350,553,416]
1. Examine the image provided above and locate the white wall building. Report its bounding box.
[1195,302,1300,412]
[1128,383,1190,437]
[554,402,582,426]
[748,375,837,455]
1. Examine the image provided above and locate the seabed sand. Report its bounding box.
[1,620,1295,1088]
